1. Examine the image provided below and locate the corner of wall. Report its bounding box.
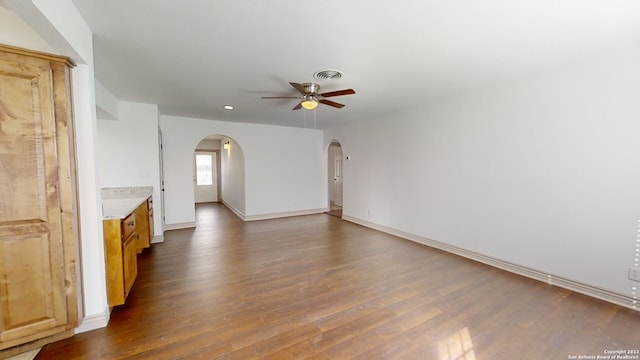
[74,306,110,334]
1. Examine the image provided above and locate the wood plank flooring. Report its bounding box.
[36,203,640,359]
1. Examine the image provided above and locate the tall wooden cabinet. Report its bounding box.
[0,45,79,357]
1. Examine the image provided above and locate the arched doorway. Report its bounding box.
[327,141,343,218]
[192,134,246,218]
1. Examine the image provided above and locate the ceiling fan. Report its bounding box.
[261,82,356,110]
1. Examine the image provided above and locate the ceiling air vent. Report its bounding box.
[314,69,343,80]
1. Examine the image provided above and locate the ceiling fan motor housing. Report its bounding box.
[302,83,321,94]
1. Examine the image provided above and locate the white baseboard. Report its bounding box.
[220,201,325,222]
[221,200,245,219]
[74,306,110,334]
[164,222,196,231]
[151,235,164,243]
[244,208,326,221]
[343,215,638,311]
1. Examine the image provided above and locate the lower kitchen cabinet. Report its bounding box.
[103,197,152,307]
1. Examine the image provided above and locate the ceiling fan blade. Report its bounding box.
[319,99,345,109]
[320,89,355,98]
[292,102,302,110]
[261,96,302,99]
[289,82,306,95]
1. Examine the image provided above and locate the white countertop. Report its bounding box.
[102,197,148,219]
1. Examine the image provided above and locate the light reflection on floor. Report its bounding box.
[439,327,476,360]
[6,348,39,360]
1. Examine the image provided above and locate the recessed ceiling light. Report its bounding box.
[224,105,233,110]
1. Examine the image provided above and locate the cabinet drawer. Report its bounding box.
[121,213,136,240]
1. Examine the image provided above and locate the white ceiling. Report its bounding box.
[72,0,640,129]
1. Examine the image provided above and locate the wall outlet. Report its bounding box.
[629,266,640,282]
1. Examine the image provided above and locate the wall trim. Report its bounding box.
[164,222,196,231]
[74,306,110,334]
[221,200,245,219]
[151,235,164,243]
[244,208,326,222]
[221,200,325,222]
[343,215,639,312]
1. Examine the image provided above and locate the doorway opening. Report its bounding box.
[194,137,221,204]
[193,135,246,218]
[194,151,219,203]
[326,141,343,218]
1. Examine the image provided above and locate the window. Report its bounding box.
[196,154,213,185]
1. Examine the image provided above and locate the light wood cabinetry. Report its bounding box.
[122,230,138,299]
[0,45,79,357]
[148,198,154,246]
[103,197,152,307]
[133,198,153,252]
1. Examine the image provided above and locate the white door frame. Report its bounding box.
[194,150,220,203]
[328,142,343,207]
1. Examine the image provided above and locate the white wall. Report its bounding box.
[160,115,325,225]
[0,6,52,53]
[3,0,108,331]
[98,101,163,236]
[196,139,221,151]
[220,137,245,215]
[95,80,119,120]
[325,45,640,298]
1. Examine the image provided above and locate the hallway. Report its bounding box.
[36,203,640,359]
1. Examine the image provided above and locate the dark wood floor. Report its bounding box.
[36,203,639,359]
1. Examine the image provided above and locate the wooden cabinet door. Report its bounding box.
[148,208,154,245]
[133,202,150,251]
[0,46,78,352]
[147,197,154,245]
[122,234,138,300]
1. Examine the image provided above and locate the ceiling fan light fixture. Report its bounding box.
[301,99,318,110]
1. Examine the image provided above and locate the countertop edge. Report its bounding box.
[102,196,149,220]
